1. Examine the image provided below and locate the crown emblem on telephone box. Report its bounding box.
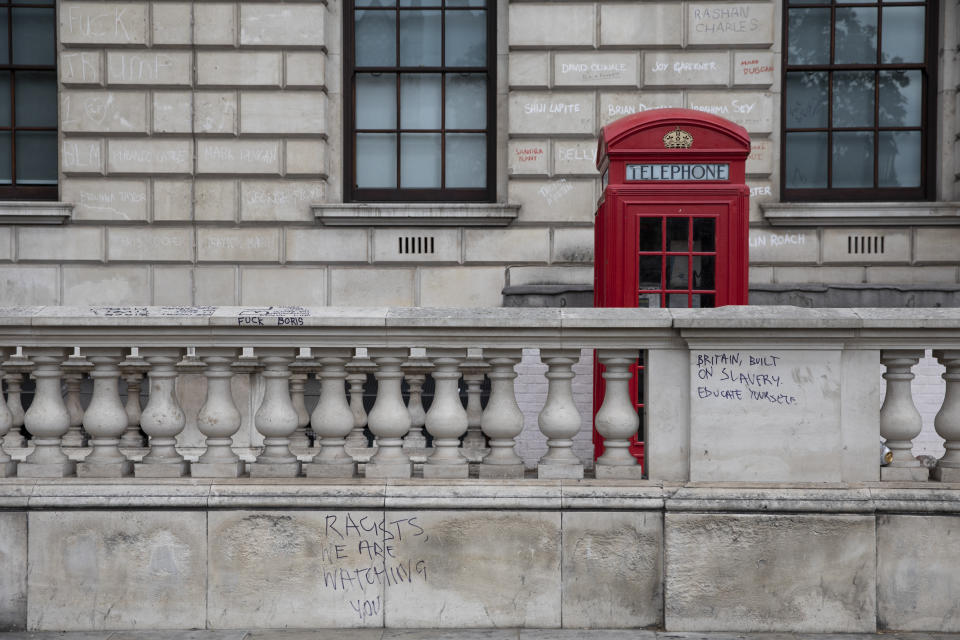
[663,127,694,149]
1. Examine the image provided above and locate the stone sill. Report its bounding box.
[0,201,72,224]
[761,201,960,227]
[313,203,520,226]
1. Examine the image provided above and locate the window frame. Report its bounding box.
[779,0,938,202]
[343,0,497,203]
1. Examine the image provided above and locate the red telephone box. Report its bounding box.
[592,108,750,467]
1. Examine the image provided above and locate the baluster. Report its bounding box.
[423,348,469,478]
[19,349,74,477]
[3,351,30,449]
[594,349,643,479]
[460,352,489,463]
[135,348,189,477]
[77,349,133,477]
[402,352,432,451]
[879,349,928,481]
[537,349,584,479]
[119,353,150,448]
[0,349,16,476]
[479,349,525,479]
[304,348,356,477]
[365,349,412,478]
[345,352,376,452]
[61,351,92,448]
[289,350,313,449]
[932,350,960,482]
[250,349,301,477]
[192,348,245,478]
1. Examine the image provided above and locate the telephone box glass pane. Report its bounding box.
[638,293,661,308]
[666,218,687,251]
[667,294,688,308]
[692,255,715,290]
[637,256,661,289]
[638,218,662,251]
[692,218,715,252]
[692,294,715,308]
[667,256,688,289]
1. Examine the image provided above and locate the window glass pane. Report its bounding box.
[0,72,9,127]
[445,10,486,66]
[785,132,828,188]
[12,8,55,65]
[879,70,922,126]
[0,132,10,184]
[637,218,661,252]
[785,72,827,128]
[879,130,921,187]
[400,133,441,187]
[357,0,395,7]
[666,218,687,251]
[667,255,689,289]
[399,10,441,66]
[400,0,439,6]
[692,255,715,290]
[447,0,485,6]
[881,7,924,63]
[356,73,397,128]
[834,8,877,64]
[356,133,397,188]
[445,74,486,129]
[0,12,8,65]
[445,133,485,188]
[637,256,661,289]
[356,10,396,66]
[692,218,715,252]
[400,74,441,129]
[15,71,57,127]
[787,9,830,65]
[832,131,874,188]
[832,71,875,127]
[15,131,57,184]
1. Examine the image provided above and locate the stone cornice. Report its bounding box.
[762,201,960,227]
[313,203,520,226]
[0,201,73,225]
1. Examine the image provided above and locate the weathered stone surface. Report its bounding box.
[108,227,193,262]
[0,228,12,261]
[60,2,148,45]
[384,511,561,627]
[153,92,192,134]
[195,180,237,222]
[773,265,866,284]
[286,140,328,176]
[644,52,730,88]
[240,181,324,221]
[0,512,26,630]
[372,228,459,263]
[286,228,368,263]
[197,52,282,87]
[419,267,506,308]
[866,266,959,284]
[106,51,192,86]
[198,228,280,262]
[197,140,281,175]
[195,92,238,135]
[240,92,326,134]
[509,92,595,135]
[665,513,876,632]
[194,3,236,45]
[207,511,384,628]
[509,53,549,88]
[554,140,598,175]
[27,511,206,629]
[554,53,638,87]
[61,51,102,85]
[464,228,549,263]
[561,511,661,628]
[240,4,325,46]
[508,140,549,176]
[552,228,593,263]
[286,52,326,88]
[748,228,818,263]
[823,229,910,264]
[62,266,150,305]
[747,137,773,175]
[598,92,683,126]
[19,227,103,262]
[152,2,192,44]
[734,51,776,87]
[240,267,326,306]
[330,269,415,306]
[915,228,960,263]
[507,179,596,223]
[748,180,775,222]
[0,267,59,305]
[153,267,193,305]
[107,139,192,174]
[62,91,147,134]
[63,178,149,221]
[687,3,775,47]
[195,267,237,305]
[509,4,594,47]
[599,3,682,46]
[62,139,104,174]
[686,91,773,133]
[153,180,193,221]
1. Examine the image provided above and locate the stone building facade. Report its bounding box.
[0,0,955,308]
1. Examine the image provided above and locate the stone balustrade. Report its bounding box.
[0,305,958,483]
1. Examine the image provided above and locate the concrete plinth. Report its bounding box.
[17,461,76,478]
[191,461,246,478]
[77,460,134,478]
[538,463,584,479]
[931,465,960,482]
[478,463,525,479]
[134,461,190,477]
[595,464,644,479]
[303,461,355,478]
[422,462,470,479]
[248,462,301,478]
[0,460,17,477]
[881,466,929,481]
[365,461,412,478]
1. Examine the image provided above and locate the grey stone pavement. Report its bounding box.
[1,631,959,640]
